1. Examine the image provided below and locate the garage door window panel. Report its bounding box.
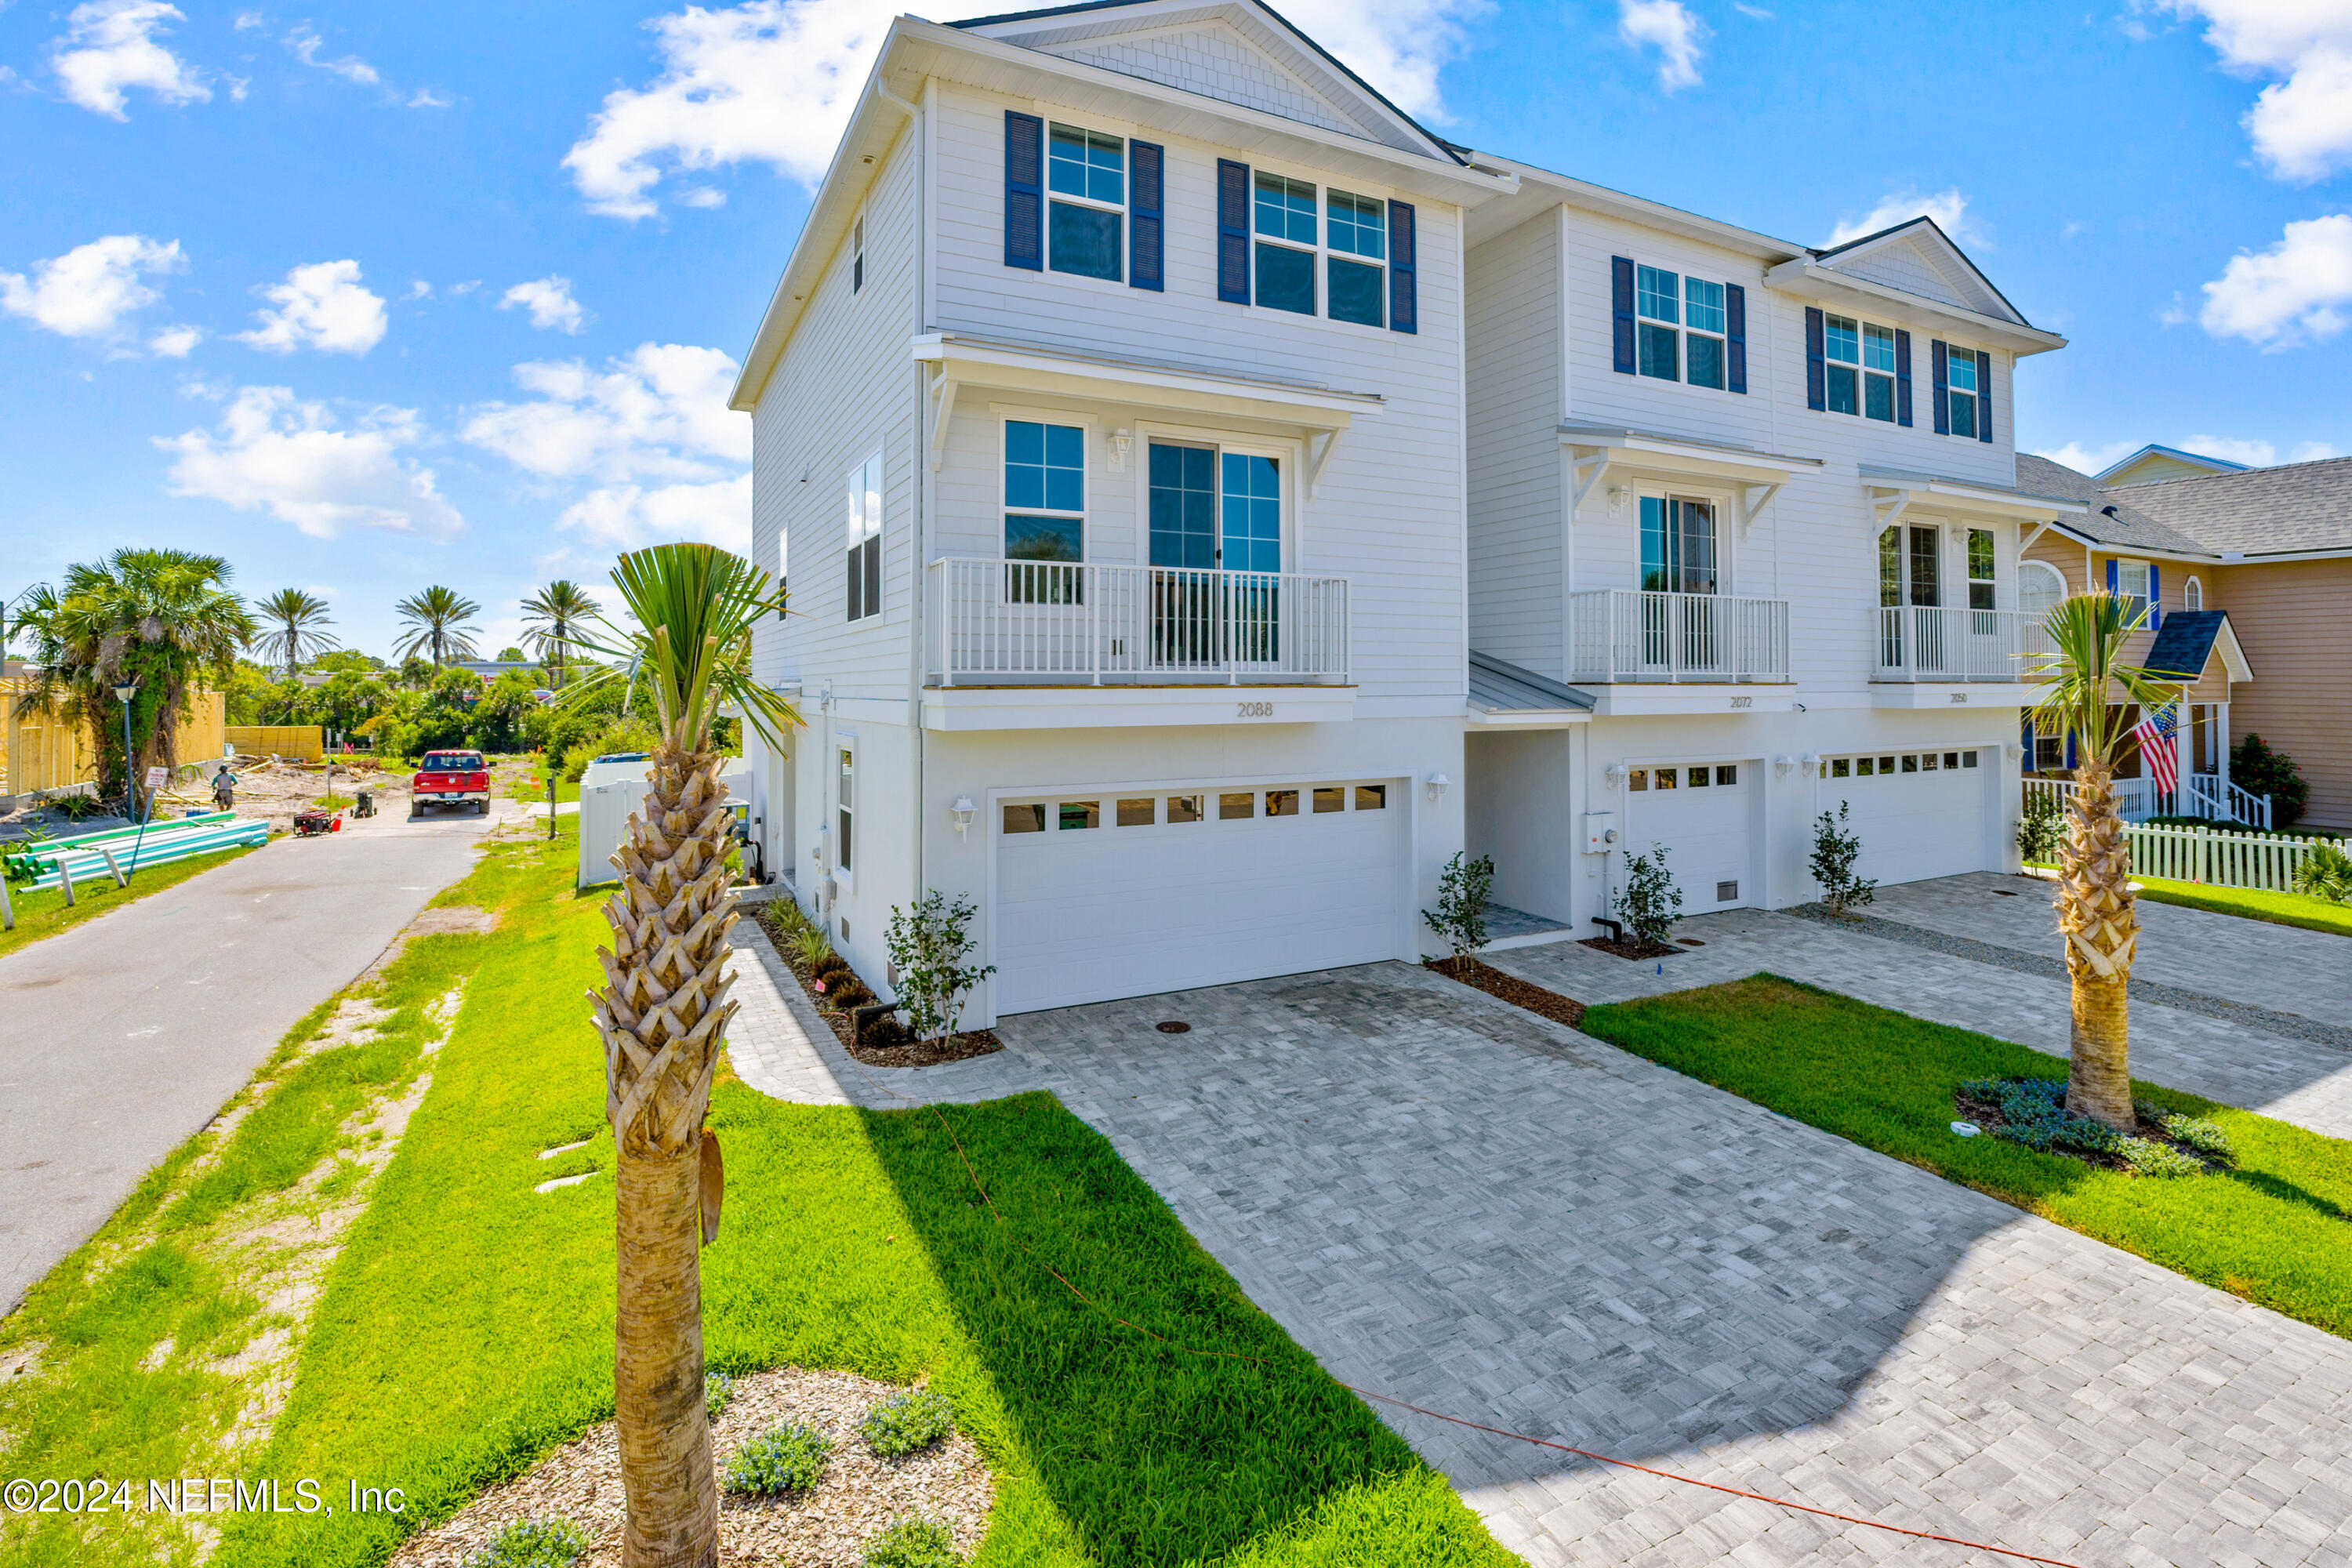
[1168,793,1203,823]
[1004,803,1046,833]
[1116,798,1156,826]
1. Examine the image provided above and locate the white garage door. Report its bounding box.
[993,780,1407,1014]
[1624,760,1755,911]
[1819,746,1990,887]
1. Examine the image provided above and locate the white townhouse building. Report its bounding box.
[1459,175,2078,936]
[736,0,2078,1022]
[734,0,1517,1022]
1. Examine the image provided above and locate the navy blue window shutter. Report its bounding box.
[1725,284,1747,394]
[1930,340,1950,435]
[1216,159,1250,305]
[1804,307,1825,410]
[1128,140,1164,292]
[1004,111,1044,271]
[1388,201,1417,333]
[2149,565,2161,629]
[1894,329,1914,426]
[2105,559,2118,597]
[1610,257,1635,374]
[1976,348,1994,444]
[2065,730,2077,771]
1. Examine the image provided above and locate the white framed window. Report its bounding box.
[2114,558,2152,625]
[1824,315,1897,420]
[2018,559,2067,625]
[834,742,855,876]
[1047,122,1124,282]
[1002,419,1085,564]
[1251,170,1390,327]
[1967,528,1996,612]
[1635,264,1679,380]
[2183,575,2203,611]
[851,212,865,294]
[1636,265,1734,387]
[1639,494,1719,594]
[1947,346,1980,438]
[844,451,881,622]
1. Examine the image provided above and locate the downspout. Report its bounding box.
[869,71,926,944]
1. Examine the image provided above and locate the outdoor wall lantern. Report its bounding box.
[1602,761,1626,789]
[1108,429,1134,471]
[1773,755,1797,777]
[2004,742,2025,760]
[1801,753,1823,775]
[1424,772,1450,804]
[949,797,977,837]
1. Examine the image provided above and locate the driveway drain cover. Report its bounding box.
[1155,1021,1192,1034]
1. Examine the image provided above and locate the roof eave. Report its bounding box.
[1762,257,2065,354]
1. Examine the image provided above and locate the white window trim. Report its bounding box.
[1631,262,1737,392]
[850,210,866,295]
[998,412,1091,564]
[1041,117,1128,283]
[1133,420,1299,575]
[2114,557,2153,625]
[846,448,883,623]
[1878,518,1950,608]
[1945,343,1982,437]
[1965,524,1998,612]
[833,735,857,887]
[1821,313,1898,421]
[1635,482,1735,596]
[2183,574,2204,611]
[1242,158,1396,332]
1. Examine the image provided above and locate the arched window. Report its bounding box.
[2017,560,2067,624]
[2183,575,2203,611]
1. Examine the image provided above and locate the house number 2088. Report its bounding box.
[1236,702,1275,718]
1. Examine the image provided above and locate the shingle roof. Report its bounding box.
[1468,651,1594,713]
[2143,610,2227,681]
[2012,456,2210,554]
[2111,457,2352,556]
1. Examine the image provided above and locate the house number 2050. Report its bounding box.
[1236,702,1274,718]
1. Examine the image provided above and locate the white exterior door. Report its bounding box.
[1818,746,1990,887]
[992,780,1407,1014]
[1624,761,1753,911]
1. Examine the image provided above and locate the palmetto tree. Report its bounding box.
[254,588,339,680]
[394,586,482,667]
[521,579,600,688]
[567,544,796,1568]
[2024,591,2190,1131]
[10,549,256,793]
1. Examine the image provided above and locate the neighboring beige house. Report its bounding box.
[2019,452,2352,829]
[2095,443,2249,488]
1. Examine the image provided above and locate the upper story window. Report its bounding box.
[1640,496,1718,595]
[1254,172,1317,314]
[1946,345,1980,438]
[844,452,881,622]
[1967,528,1996,612]
[1047,122,1124,282]
[2112,557,2152,626]
[1620,260,1742,391]
[1249,172,1391,327]
[1004,420,1084,563]
[1824,316,1898,420]
[2183,575,2203,611]
[1325,190,1387,327]
[851,213,865,294]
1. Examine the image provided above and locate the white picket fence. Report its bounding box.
[2122,821,2321,893]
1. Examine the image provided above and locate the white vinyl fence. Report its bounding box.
[2122,821,2321,893]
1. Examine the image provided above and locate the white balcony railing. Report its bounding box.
[1875,605,2055,682]
[924,557,1349,686]
[1566,590,1790,684]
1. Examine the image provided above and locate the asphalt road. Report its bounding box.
[0,803,499,1314]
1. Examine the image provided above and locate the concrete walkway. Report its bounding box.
[723,955,2352,1566]
[0,804,503,1314]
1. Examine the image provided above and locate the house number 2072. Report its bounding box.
[1236,702,1274,718]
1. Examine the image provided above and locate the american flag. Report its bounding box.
[2130,702,2180,794]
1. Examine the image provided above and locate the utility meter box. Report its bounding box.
[1581,811,1619,855]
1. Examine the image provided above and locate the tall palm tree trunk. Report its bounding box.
[592,746,739,1568]
[2057,756,2138,1129]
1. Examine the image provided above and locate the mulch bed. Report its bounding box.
[1578,935,1682,961]
[1425,956,1586,1029]
[1951,1087,2224,1176]
[750,902,1003,1069]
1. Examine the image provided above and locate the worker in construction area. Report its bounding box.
[212,764,236,811]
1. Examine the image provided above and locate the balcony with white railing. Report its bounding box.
[1566,590,1791,684]
[924,557,1349,687]
[1873,605,2054,683]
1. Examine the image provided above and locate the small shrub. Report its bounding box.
[2231,732,2309,829]
[791,927,835,968]
[462,1518,589,1568]
[1615,847,1682,947]
[1421,851,1496,960]
[1809,801,1878,915]
[2143,1106,2234,1158]
[885,891,995,1045]
[859,1388,956,1458]
[705,1371,735,1419]
[724,1422,833,1496]
[2118,1138,2207,1178]
[864,1518,961,1568]
[2291,840,2352,905]
[2016,789,2064,866]
[826,978,876,1013]
[1961,1076,2223,1177]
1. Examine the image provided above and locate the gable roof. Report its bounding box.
[949,0,1465,163]
[2016,452,2352,561]
[2094,443,2249,486]
[2142,610,2252,684]
[1809,217,2030,327]
[2013,455,2210,554]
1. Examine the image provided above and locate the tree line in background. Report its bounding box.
[3,550,691,796]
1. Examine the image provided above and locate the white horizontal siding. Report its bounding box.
[1465,210,1563,677]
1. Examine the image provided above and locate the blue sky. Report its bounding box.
[5,0,2349,660]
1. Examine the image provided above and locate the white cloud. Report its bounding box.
[463,342,750,550]
[2031,440,2141,475]
[149,324,201,357]
[158,385,463,539]
[238,260,389,354]
[1827,187,1984,249]
[1618,0,1705,92]
[2292,440,2343,462]
[2161,2,2352,181]
[0,233,183,337]
[499,275,588,334]
[285,22,378,85]
[2196,212,2352,348]
[234,11,264,31]
[2176,434,2279,466]
[408,86,450,108]
[676,186,728,209]
[51,0,209,118]
[563,0,1481,219]
[1733,2,1773,16]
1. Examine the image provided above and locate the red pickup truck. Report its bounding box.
[409,750,490,818]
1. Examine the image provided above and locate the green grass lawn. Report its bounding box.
[2130,874,2352,938]
[504,763,579,804]
[0,840,263,961]
[1577,976,2352,1340]
[3,822,1509,1568]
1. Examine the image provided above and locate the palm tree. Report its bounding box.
[10,549,256,793]
[2024,591,2190,1131]
[393,586,481,667]
[567,544,796,1568]
[254,589,338,680]
[521,579,600,688]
